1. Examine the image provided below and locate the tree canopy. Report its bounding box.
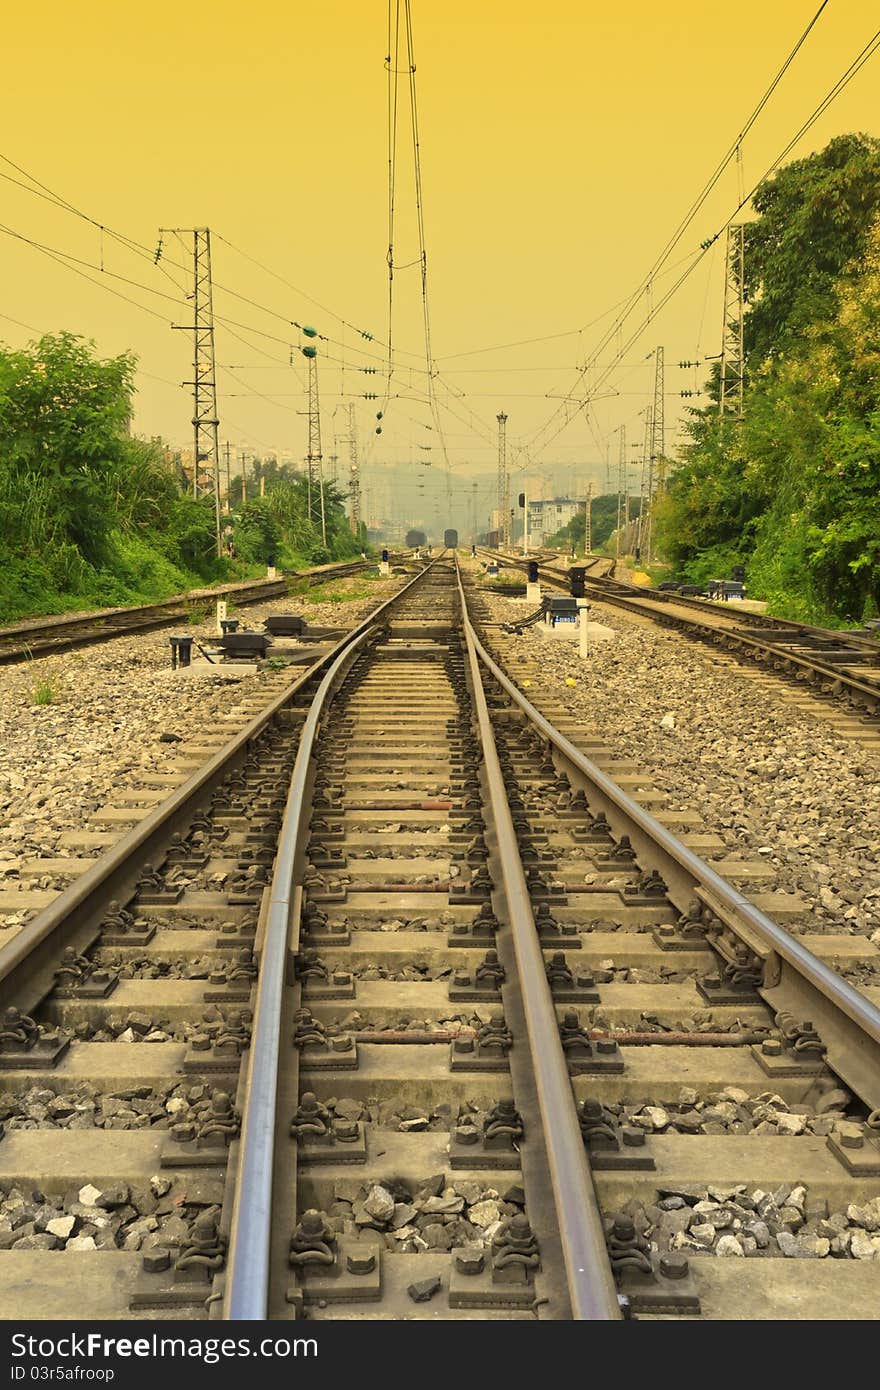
[655,134,880,624]
[0,333,361,620]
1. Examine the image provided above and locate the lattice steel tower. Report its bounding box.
[615,425,626,560]
[303,348,327,546]
[719,224,746,420]
[496,412,509,547]
[343,403,361,538]
[646,346,665,561]
[166,227,222,555]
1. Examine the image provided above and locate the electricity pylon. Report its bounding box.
[303,347,327,546]
[165,226,222,556]
[341,403,361,537]
[719,224,746,420]
[496,412,509,547]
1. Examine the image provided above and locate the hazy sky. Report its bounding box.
[1,1,877,525]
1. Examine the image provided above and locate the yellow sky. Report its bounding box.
[1,0,878,520]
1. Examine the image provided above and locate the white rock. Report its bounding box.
[849,1230,876,1259]
[715,1235,744,1257]
[775,1112,807,1136]
[467,1200,501,1228]
[78,1185,102,1206]
[66,1236,97,1251]
[46,1217,76,1240]
[363,1185,395,1222]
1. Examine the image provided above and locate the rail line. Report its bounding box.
[482,549,880,722]
[1,557,879,1320]
[0,557,386,666]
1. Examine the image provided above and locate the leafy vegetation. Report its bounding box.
[544,493,641,553]
[31,679,59,706]
[0,333,362,622]
[655,135,880,625]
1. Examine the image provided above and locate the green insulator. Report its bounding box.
[301,345,318,359]
[302,325,318,338]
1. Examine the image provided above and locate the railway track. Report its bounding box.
[0,558,382,667]
[483,549,880,724]
[1,556,880,1321]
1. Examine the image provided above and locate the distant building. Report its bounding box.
[527,498,584,543]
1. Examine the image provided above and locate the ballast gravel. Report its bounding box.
[0,575,404,924]
[481,587,880,941]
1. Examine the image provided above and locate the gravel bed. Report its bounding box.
[615,1185,880,1260]
[481,588,880,940]
[0,576,403,926]
[318,1172,527,1255]
[596,1086,849,1137]
[0,1176,220,1253]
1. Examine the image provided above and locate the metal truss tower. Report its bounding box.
[305,350,327,547]
[645,346,665,561]
[635,406,652,558]
[496,412,509,547]
[166,226,222,556]
[615,425,626,559]
[719,224,746,421]
[343,403,361,538]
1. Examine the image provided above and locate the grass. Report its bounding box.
[482,576,526,592]
[32,679,59,705]
[186,603,211,625]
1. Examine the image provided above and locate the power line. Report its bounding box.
[526,0,837,455]
[527,17,880,457]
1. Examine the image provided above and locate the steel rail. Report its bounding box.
[224,624,374,1320]
[487,551,880,705]
[224,559,440,1319]
[0,557,392,665]
[456,564,622,1321]
[466,609,880,1106]
[0,561,433,1014]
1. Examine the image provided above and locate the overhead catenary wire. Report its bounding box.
[525,0,840,455]
[526,15,880,458]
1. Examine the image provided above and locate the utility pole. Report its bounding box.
[303,347,327,546]
[496,412,508,548]
[646,346,665,562]
[635,407,652,557]
[341,403,361,537]
[584,480,593,556]
[471,481,478,544]
[224,440,231,513]
[719,223,746,421]
[328,453,339,485]
[240,451,247,506]
[166,226,222,556]
[615,426,626,560]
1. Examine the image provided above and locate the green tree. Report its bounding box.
[744,134,880,364]
[656,136,880,623]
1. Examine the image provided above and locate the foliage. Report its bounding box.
[544,493,641,551]
[0,333,241,620]
[656,136,880,625]
[228,477,361,569]
[0,333,362,622]
[32,679,59,705]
